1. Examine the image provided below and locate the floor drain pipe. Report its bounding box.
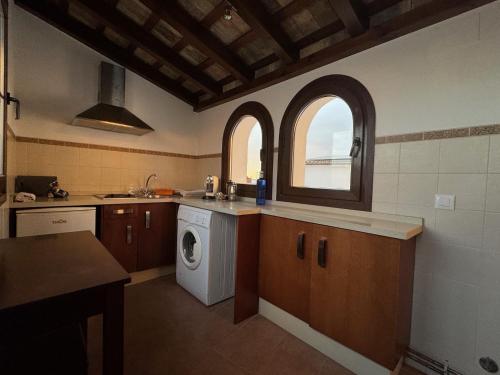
[406,348,464,375]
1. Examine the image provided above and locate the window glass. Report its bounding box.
[292,96,353,190]
[229,116,262,185]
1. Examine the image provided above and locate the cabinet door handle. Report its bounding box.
[145,210,151,229]
[113,208,134,215]
[318,238,327,268]
[296,232,305,259]
[126,224,132,245]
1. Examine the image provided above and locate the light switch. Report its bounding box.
[435,194,455,210]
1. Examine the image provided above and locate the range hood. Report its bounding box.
[72,62,154,136]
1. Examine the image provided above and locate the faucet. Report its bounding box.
[144,173,158,198]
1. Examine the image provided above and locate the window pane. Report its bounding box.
[292,96,353,190]
[230,116,262,185]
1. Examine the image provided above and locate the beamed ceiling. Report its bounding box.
[15,0,496,112]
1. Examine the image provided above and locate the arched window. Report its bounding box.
[222,102,274,199]
[277,75,375,210]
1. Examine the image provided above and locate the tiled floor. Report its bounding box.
[87,275,353,375]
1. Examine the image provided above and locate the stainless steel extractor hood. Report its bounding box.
[72,62,154,136]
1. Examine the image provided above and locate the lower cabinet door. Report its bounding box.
[309,225,406,369]
[259,215,313,322]
[100,204,139,273]
[137,203,177,271]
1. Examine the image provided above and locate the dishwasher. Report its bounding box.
[16,207,96,237]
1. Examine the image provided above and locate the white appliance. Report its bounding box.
[176,205,236,305]
[16,207,96,237]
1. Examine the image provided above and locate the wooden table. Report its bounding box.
[0,231,130,375]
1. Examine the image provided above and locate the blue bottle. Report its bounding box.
[256,171,266,206]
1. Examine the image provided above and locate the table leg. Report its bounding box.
[103,284,125,375]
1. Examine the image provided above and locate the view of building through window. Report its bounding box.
[230,116,262,185]
[292,96,353,190]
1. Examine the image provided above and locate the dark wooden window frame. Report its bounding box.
[277,75,375,211]
[221,101,274,199]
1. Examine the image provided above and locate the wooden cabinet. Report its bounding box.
[137,203,177,271]
[258,217,416,370]
[259,215,313,322]
[100,203,177,273]
[100,204,139,273]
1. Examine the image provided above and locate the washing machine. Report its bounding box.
[176,205,237,306]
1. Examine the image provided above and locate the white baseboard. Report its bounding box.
[128,265,176,286]
[258,298,390,375]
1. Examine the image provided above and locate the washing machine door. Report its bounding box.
[180,226,203,270]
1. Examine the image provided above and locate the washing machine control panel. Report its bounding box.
[194,214,208,227]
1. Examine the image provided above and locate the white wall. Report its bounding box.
[8,4,199,155]
[194,2,500,374]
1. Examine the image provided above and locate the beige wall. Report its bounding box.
[14,140,204,194]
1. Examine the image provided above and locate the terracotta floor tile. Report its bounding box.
[87,275,350,375]
[258,335,332,375]
[214,315,290,373]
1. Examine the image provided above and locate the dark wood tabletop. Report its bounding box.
[0,231,131,375]
[0,231,130,311]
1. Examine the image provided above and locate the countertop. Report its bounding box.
[9,195,422,240]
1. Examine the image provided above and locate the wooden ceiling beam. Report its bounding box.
[228,30,258,51]
[295,20,345,49]
[201,1,228,29]
[328,0,368,36]
[197,0,497,111]
[69,0,221,95]
[273,0,315,21]
[141,0,253,84]
[14,0,197,105]
[229,0,299,63]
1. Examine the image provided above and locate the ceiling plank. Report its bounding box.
[69,0,221,95]
[327,0,368,36]
[228,30,258,51]
[295,20,345,49]
[229,0,299,63]
[273,0,315,21]
[141,0,253,84]
[201,1,228,29]
[196,0,496,111]
[15,0,197,105]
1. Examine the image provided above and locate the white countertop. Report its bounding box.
[10,195,422,240]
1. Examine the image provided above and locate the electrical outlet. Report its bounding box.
[435,194,455,210]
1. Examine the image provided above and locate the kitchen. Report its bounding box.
[1,0,499,375]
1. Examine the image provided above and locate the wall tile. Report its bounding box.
[439,136,489,173]
[372,202,397,214]
[101,150,122,168]
[372,173,398,203]
[374,143,400,173]
[55,146,79,166]
[488,134,500,173]
[410,276,479,374]
[399,140,440,173]
[438,174,487,210]
[398,174,438,206]
[15,142,27,165]
[77,166,101,187]
[485,174,500,212]
[425,242,482,285]
[435,209,484,248]
[101,167,122,187]
[78,148,102,167]
[483,212,500,252]
[27,143,54,166]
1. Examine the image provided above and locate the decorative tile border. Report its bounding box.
[14,135,221,159]
[375,123,500,144]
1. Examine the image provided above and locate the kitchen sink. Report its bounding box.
[95,194,136,199]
